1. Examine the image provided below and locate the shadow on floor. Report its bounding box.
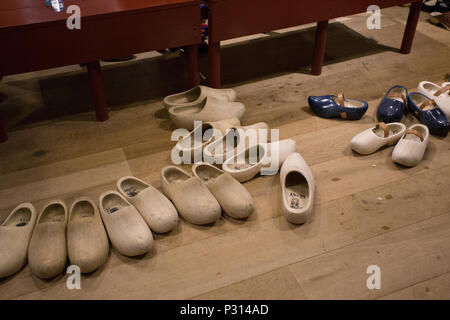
[1,22,396,128]
[217,22,397,85]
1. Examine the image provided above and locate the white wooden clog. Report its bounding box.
[67,198,109,273]
[163,85,236,109]
[350,122,406,155]
[392,124,429,167]
[117,176,178,233]
[168,96,245,130]
[203,122,269,165]
[418,81,450,119]
[280,152,315,224]
[99,191,154,257]
[160,166,221,225]
[192,162,254,219]
[28,200,68,279]
[0,203,37,278]
[173,118,241,163]
[222,139,296,182]
[222,144,268,182]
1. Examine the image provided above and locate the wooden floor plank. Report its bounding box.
[378,272,450,300]
[288,213,450,299]
[194,267,308,300]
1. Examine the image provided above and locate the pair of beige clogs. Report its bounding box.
[161,163,255,225]
[164,85,245,130]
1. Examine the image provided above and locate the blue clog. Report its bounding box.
[308,93,368,120]
[376,85,408,123]
[407,92,450,136]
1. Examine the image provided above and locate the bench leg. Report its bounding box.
[0,115,7,143]
[400,1,422,54]
[311,20,329,76]
[87,61,108,121]
[186,44,200,88]
[208,41,221,88]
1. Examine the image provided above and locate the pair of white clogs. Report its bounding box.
[350,122,429,167]
[161,163,254,224]
[0,199,109,279]
[418,81,450,119]
[164,85,245,130]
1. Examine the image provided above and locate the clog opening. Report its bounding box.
[284,172,309,210]
[167,86,201,104]
[39,203,65,223]
[102,194,128,215]
[195,164,222,182]
[2,207,32,227]
[170,97,207,115]
[71,201,95,221]
[404,126,427,142]
[332,97,365,108]
[120,178,147,198]
[411,94,435,110]
[423,82,440,94]
[388,87,407,102]
[225,144,265,171]
[165,167,190,183]
[372,123,403,137]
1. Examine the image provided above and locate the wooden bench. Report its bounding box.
[0,0,202,142]
[205,0,422,88]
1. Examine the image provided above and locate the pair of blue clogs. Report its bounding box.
[377,85,449,135]
[308,93,368,120]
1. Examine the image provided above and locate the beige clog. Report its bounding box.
[67,198,109,273]
[222,139,296,182]
[173,118,241,163]
[117,176,178,233]
[99,191,154,257]
[160,166,221,225]
[222,144,267,182]
[192,163,254,219]
[168,96,245,130]
[280,152,315,224]
[163,85,236,109]
[0,203,37,278]
[28,200,68,279]
[203,122,269,165]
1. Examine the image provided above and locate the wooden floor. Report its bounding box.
[0,6,449,299]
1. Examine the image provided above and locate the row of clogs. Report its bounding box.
[163,86,245,130]
[307,82,450,136]
[376,82,449,135]
[0,167,255,279]
[350,122,429,167]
